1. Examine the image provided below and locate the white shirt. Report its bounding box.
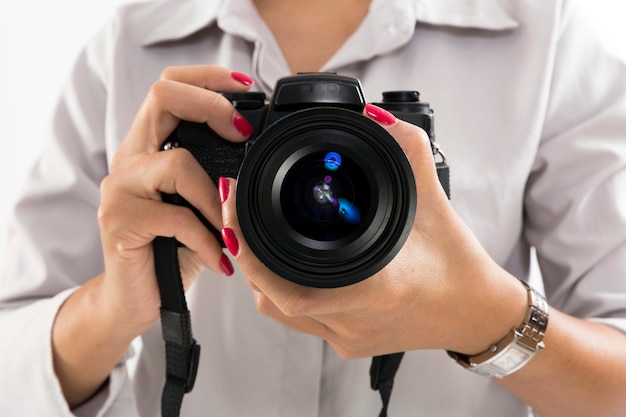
[1,0,625,416]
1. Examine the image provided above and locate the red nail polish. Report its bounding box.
[221,228,240,257]
[220,253,234,276]
[364,103,397,126]
[219,177,230,205]
[231,71,254,86]
[233,113,254,137]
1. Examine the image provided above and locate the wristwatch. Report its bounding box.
[447,280,549,378]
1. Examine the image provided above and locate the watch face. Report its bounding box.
[491,345,531,372]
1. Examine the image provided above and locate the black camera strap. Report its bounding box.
[152,157,450,417]
[370,352,405,417]
[152,233,403,417]
[153,236,201,417]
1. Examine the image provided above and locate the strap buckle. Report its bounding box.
[160,309,202,393]
[183,340,201,393]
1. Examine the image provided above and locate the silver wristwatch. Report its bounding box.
[448,280,549,378]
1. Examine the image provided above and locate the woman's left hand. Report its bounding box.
[220,105,527,359]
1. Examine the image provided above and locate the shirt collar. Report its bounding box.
[140,0,518,47]
[413,0,519,31]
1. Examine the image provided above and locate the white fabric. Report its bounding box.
[1,0,625,416]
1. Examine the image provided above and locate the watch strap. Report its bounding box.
[448,280,549,378]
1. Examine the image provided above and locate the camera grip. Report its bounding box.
[162,121,247,247]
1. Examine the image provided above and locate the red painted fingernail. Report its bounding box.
[231,71,254,86]
[364,103,397,126]
[220,253,234,276]
[233,113,254,137]
[219,177,230,205]
[221,228,240,257]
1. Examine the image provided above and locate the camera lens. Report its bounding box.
[281,150,367,241]
[236,107,416,288]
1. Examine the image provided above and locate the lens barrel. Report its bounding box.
[236,107,416,288]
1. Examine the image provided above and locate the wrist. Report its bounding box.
[447,266,529,356]
[448,278,549,378]
[96,268,161,341]
[52,274,138,406]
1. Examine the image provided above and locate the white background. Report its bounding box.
[0,1,625,267]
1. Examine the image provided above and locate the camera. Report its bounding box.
[162,73,448,288]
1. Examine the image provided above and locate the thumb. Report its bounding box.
[363,103,448,202]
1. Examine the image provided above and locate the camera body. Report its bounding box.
[163,73,447,288]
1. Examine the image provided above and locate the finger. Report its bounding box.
[363,104,448,202]
[99,184,225,275]
[124,81,251,155]
[219,177,306,311]
[250,286,333,338]
[110,148,223,233]
[119,66,255,157]
[160,65,254,90]
[249,285,392,359]
[219,177,365,316]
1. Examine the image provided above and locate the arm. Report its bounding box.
[0,30,252,412]
[220,96,626,417]
[0,41,111,415]
[503,3,626,415]
[500,311,626,416]
[51,65,254,407]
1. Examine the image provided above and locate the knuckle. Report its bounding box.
[333,325,379,360]
[158,149,200,190]
[97,203,113,232]
[161,147,195,172]
[98,173,115,196]
[168,206,197,234]
[277,290,314,317]
[148,79,172,106]
[330,341,362,360]
[97,176,119,228]
[407,123,431,148]
[336,349,357,360]
[254,292,275,316]
[159,66,179,81]
[417,131,432,153]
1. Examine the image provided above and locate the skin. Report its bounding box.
[51,1,626,416]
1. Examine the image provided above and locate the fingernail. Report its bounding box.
[231,71,254,86]
[221,228,240,257]
[364,103,397,126]
[219,177,230,205]
[220,253,234,276]
[233,113,254,137]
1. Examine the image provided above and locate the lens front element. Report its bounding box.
[236,108,416,288]
[281,150,366,242]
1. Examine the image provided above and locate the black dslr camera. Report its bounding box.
[163,73,448,288]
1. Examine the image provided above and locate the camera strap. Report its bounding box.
[152,234,403,417]
[153,236,201,417]
[152,157,449,417]
[370,352,405,417]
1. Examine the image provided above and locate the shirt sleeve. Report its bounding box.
[0,289,76,416]
[525,1,626,334]
[0,24,136,416]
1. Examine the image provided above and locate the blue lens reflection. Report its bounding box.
[324,152,342,171]
[338,198,361,224]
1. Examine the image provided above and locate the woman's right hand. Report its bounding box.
[97,66,254,335]
[52,66,255,406]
